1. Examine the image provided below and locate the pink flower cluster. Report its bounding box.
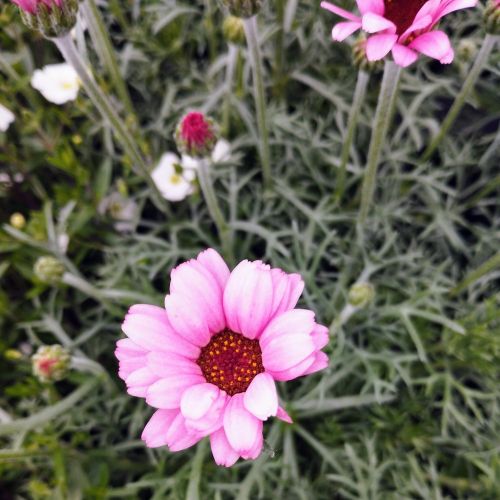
[115,249,329,466]
[11,0,62,14]
[321,0,478,67]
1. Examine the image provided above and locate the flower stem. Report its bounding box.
[186,438,207,500]
[358,61,401,225]
[198,160,234,264]
[450,251,500,296]
[81,0,135,118]
[52,34,167,211]
[336,69,370,203]
[222,44,239,136]
[422,34,499,161]
[243,16,272,191]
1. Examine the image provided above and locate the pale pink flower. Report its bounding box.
[321,0,478,67]
[116,249,329,466]
[11,0,62,15]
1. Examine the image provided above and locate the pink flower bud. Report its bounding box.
[174,112,219,158]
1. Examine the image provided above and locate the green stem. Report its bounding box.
[336,69,370,203]
[450,251,500,296]
[358,61,401,225]
[422,34,498,161]
[243,16,272,191]
[81,0,135,117]
[52,34,167,212]
[274,0,285,94]
[0,378,100,437]
[197,160,234,264]
[185,438,207,500]
[222,44,239,136]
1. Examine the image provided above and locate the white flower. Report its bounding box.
[98,192,138,233]
[31,63,80,105]
[0,104,15,132]
[151,153,195,202]
[181,139,231,171]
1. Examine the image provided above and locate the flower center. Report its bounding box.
[384,0,428,35]
[196,330,264,396]
[180,112,215,147]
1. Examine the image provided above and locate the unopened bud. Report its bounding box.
[348,282,375,308]
[223,15,246,45]
[32,344,70,382]
[5,349,23,361]
[34,256,65,284]
[222,0,263,18]
[175,111,219,158]
[10,212,26,229]
[484,0,500,34]
[11,0,79,38]
[456,39,477,63]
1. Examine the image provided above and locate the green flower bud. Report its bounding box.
[223,15,246,45]
[484,1,500,35]
[34,256,65,285]
[456,39,477,63]
[352,37,382,73]
[32,344,70,382]
[16,0,80,39]
[348,282,375,308]
[10,212,26,229]
[222,0,263,18]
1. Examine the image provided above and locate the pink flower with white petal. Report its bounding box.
[321,0,478,67]
[115,249,329,466]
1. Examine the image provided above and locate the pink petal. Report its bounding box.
[262,333,315,375]
[125,366,158,388]
[243,372,278,421]
[165,293,211,347]
[302,352,329,375]
[366,34,398,61]
[223,393,263,454]
[399,14,433,41]
[259,309,315,349]
[223,260,274,340]
[210,428,240,467]
[356,0,384,15]
[147,351,202,378]
[391,44,419,67]
[440,48,454,64]
[269,270,304,318]
[127,385,150,397]
[122,305,200,358]
[241,430,263,460]
[311,324,329,350]
[146,373,205,409]
[434,0,478,22]
[320,1,361,22]
[165,412,203,451]
[118,355,147,380]
[196,248,230,291]
[115,338,146,360]
[268,355,316,381]
[332,21,362,41]
[169,257,226,333]
[141,409,177,448]
[180,383,220,421]
[361,13,396,33]
[277,406,293,424]
[409,31,452,61]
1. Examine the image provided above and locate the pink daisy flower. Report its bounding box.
[321,0,478,67]
[115,249,329,466]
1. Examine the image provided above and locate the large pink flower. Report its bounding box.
[10,0,62,15]
[321,0,478,67]
[115,249,329,466]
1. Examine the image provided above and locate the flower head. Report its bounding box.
[116,249,329,466]
[32,344,70,382]
[321,0,478,67]
[0,104,15,132]
[175,112,218,158]
[31,63,80,104]
[151,153,195,202]
[34,256,65,284]
[98,192,139,233]
[11,0,79,37]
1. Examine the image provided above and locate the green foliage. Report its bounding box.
[1,1,499,498]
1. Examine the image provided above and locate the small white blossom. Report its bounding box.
[152,153,195,202]
[0,104,15,132]
[98,192,138,233]
[31,63,80,105]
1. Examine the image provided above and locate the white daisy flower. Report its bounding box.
[151,153,195,202]
[98,192,138,233]
[0,104,15,132]
[31,63,80,105]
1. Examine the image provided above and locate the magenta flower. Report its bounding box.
[11,0,62,15]
[321,0,478,67]
[115,249,329,466]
